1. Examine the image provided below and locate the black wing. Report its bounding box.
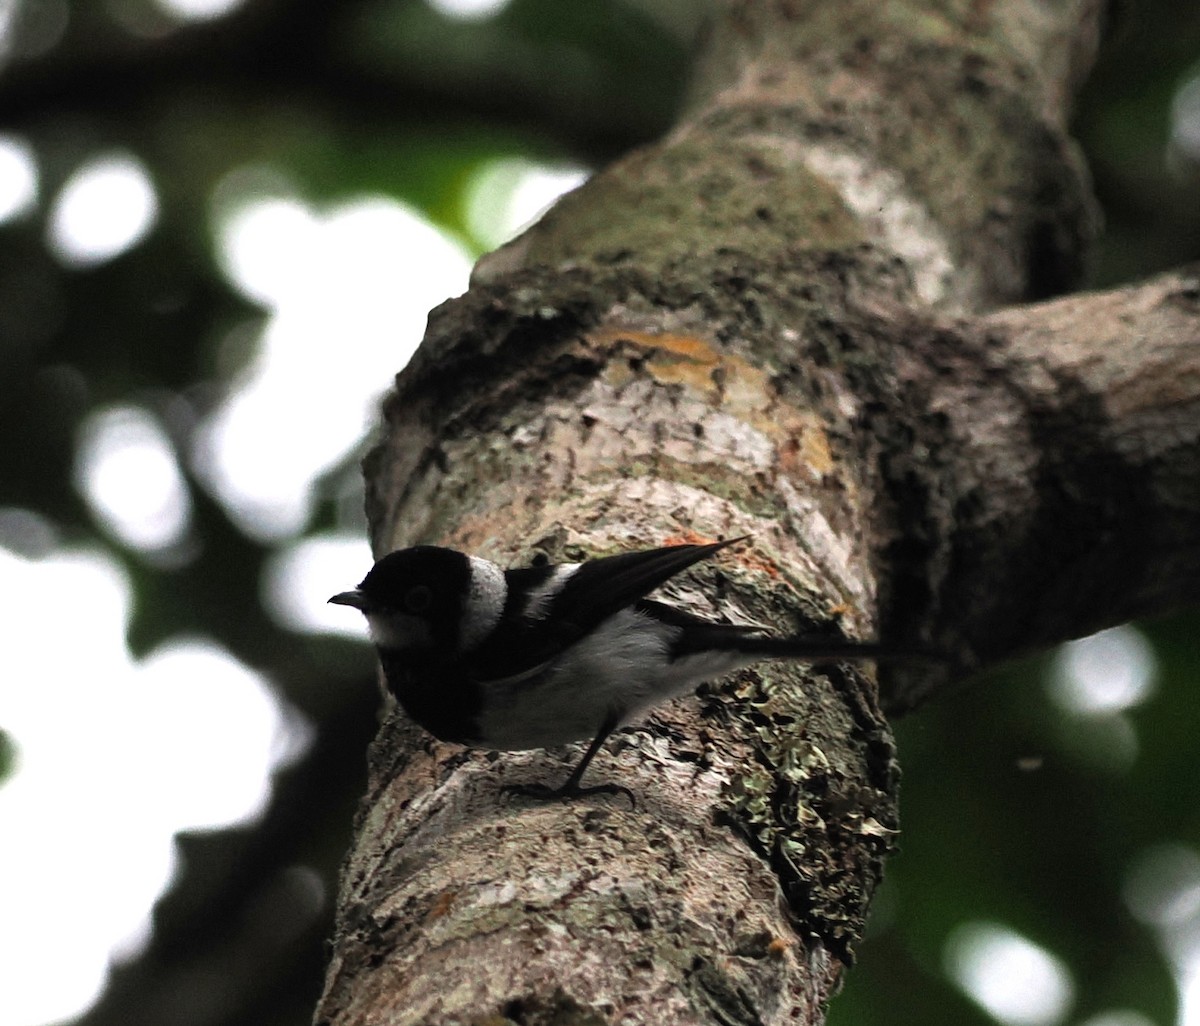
[540,538,745,635]
[467,537,747,680]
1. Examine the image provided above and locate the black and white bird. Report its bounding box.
[329,537,885,801]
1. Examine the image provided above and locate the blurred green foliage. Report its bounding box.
[0,727,15,786]
[833,613,1200,1026]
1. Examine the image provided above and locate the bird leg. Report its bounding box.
[503,714,635,808]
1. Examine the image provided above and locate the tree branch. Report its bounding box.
[478,0,1104,308]
[851,267,1200,710]
[315,1,1200,1023]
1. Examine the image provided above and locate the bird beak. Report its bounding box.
[328,589,369,610]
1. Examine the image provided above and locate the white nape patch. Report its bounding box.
[521,563,580,621]
[461,556,506,652]
[366,611,432,651]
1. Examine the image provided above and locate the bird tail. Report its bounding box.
[639,599,933,666]
[664,614,895,663]
[731,631,945,668]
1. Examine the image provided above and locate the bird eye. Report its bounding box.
[404,585,433,614]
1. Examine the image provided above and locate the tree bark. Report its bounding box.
[315,1,1199,1023]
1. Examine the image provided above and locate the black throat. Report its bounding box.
[378,648,481,745]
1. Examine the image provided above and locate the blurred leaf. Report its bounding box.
[0,728,16,786]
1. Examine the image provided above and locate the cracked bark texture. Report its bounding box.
[315,1,1200,1024]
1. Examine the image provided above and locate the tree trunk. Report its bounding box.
[314,1,1200,1023]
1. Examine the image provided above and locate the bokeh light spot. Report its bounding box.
[463,156,589,250]
[216,192,316,308]
[1,0,68,58]
[264,533,374,637]
[74,405,192,553]
[1050,624,1157,715]
[154,0,247,21]
[1171,67,1200,165]
[47,151,158,266]
[0,506,58,558]
[0,133,37,223]
[945,922,1074,1026]
[427,0,511,21]
[1126,844,1200,929]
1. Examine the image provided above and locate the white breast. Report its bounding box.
[473,607,742,751]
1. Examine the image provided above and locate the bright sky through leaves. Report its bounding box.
[198,185,473,539]
[0,547,310,1026]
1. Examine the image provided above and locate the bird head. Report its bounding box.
[329,545,505,657]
